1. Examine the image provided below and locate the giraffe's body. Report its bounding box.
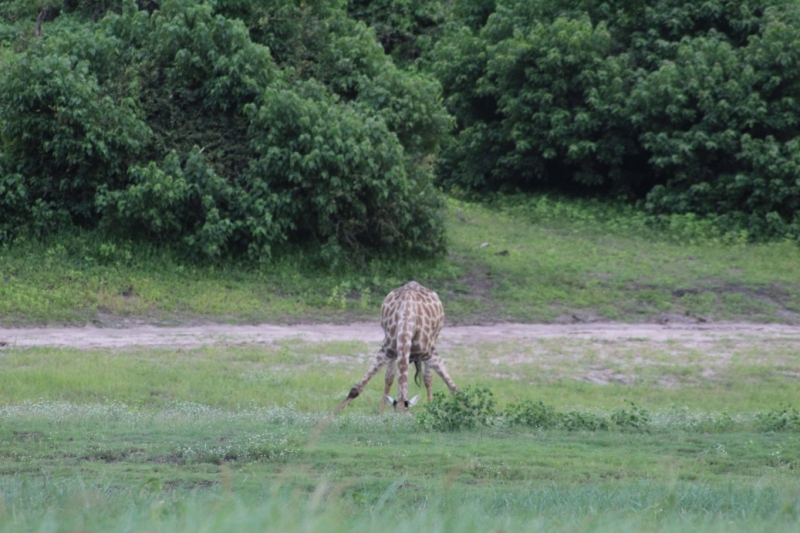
[337,281,458,412]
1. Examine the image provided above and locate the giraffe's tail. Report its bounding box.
[413,360,422,387]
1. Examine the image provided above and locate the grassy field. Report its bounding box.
[1,194,799,531]
[1,402,799,533]
[1,195,799,325]
[1,333,800,411]
[0,333,799,532]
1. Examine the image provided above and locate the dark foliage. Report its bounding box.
[0,0,449,262]
[432,0,800,239]
[757,406,800,432]
[346,0,446,64]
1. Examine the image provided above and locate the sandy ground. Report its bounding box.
[1,322,799,351]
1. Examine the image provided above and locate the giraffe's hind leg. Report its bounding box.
[428,348,458,394]
[380,359,397,414]
[423,362,433,402]
[336,349,391,413]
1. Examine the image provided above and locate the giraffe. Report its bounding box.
[336,281,458,413]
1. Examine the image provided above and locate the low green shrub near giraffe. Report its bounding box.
[418,389,656,433]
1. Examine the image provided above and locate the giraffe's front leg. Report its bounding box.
[380,359,397,414]
[336,349,391,413]
[428,348,458,394]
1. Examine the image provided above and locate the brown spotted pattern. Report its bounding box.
[336,281,458,412]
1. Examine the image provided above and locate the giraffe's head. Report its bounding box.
[384,395,419,410]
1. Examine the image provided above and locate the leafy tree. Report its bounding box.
[0,0,449,261]
[432,0,800,239]
[246,81,444,262]
[0,33,150,228]
[346,0,446,63]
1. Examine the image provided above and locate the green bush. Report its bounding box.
[633,29,800,237]
[757,406,800,432]
[432,0,800,239]
[246,81,445,262]
[610,401,651,432]
[439,16,632,190]
[0,36,150,227]
[417,386,498,431]
[302,14,452,157]
[0,0,448,262]
[96,148,278,260]
[504,399,560,428]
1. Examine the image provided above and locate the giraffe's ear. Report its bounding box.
[408,395,420,407]
[384,395,397,406]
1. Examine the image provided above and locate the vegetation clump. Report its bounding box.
[0,0,448,263]
[757,406,800,432]
[419,388,654,433]
[504,399,560,429]
[417,386,498,431]
[432,0,800,240]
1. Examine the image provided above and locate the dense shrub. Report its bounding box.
[0,36,150,227]
[309,15,453,155]
[0,0,448,262]
[246,81,445,262]
[346,0,445,64]
[442,17,634,190]
[610,401,651,432]
[504,399,560,428]
[419,390,655,433]
[432,0,800,239]
[757,406,800,432]
[95,148,277,260]
[417,386,498,431]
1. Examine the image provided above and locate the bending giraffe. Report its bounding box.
[336,281,458,412]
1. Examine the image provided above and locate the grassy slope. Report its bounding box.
[1,196,799,326]
[442,197,800,323]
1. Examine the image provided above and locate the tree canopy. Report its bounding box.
[0,0,449,262]
[433,0,800,239]
[2,0,800,253]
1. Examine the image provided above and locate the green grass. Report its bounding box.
[0,333,799,532]
[0,402,799,532]
[1,195,799,325]
[441,195,800,322]
[1,194,800,531]
[1,334,799,412]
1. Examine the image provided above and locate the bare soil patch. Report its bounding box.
[1,321,799,389]
[0,322,798,352]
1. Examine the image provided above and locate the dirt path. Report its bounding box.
[1,322,798,351]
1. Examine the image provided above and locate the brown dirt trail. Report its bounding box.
[0,322,798,351]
